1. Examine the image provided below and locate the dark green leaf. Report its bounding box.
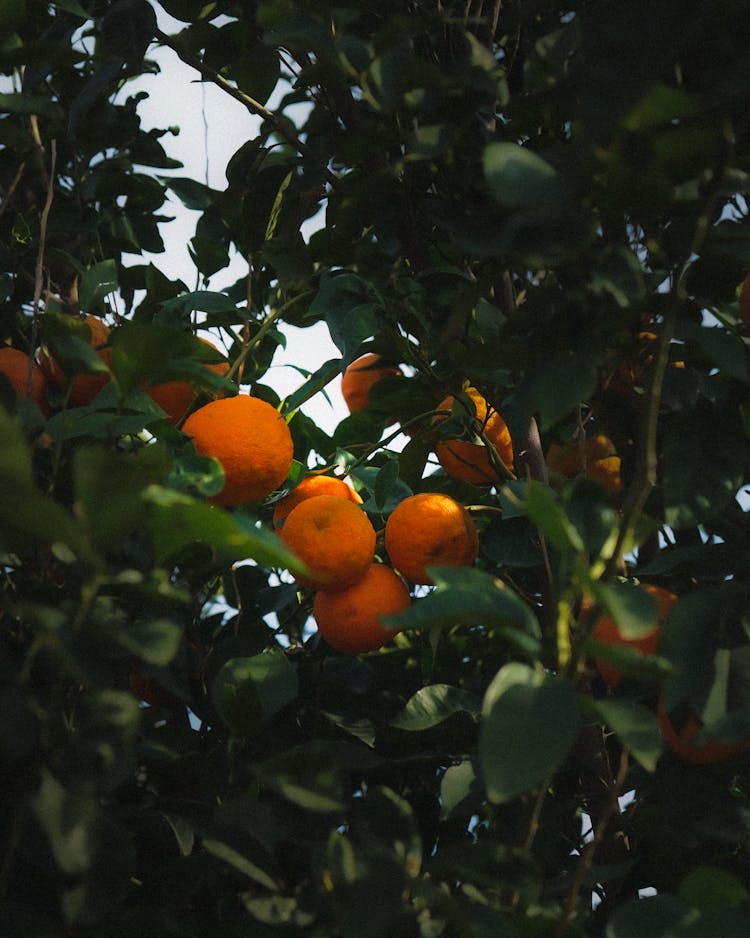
[483,143,560,208]
[592,698,663,772]
[390,684,480,731]
[479,663,580,803]
[307,273,382,366]
[212,648,299,734]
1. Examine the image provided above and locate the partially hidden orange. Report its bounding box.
[0,347,48,412]
[385,492,479,585]
[586,583,677,688]
[341,353,402,413]
[272,474,362,528]
[433,386,513,485]
[657,695,750,765]
[278,494,376,591]
[40,314,112,406]
[547,433,622,495]
[147,337,230,424]
[182,394,294,506]
[313,563,410,654]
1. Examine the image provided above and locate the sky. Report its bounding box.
[118,8,347,437]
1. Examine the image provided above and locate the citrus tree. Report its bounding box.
[2,1,750,935]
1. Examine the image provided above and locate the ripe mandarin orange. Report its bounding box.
[433,386,513,485]
[385,492,479,585]
[40,314,112,405]
[587,584,677,688]
[0,347,48,411]
[147,337,230,424]
[341,353,402,413]
[272,474,362,528]
[313,563,410,654]
[547,433,622,495]
[278,494,376,591]
[182,394,293,506]
[657,695,750,765]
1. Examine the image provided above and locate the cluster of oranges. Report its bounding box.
[340,352,622,494]
[584,583,750,764]
[271,476,480,655]
[0,313,231,423]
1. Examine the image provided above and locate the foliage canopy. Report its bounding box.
[2,1,750,936]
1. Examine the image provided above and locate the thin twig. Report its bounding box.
[154,29,308,156]
[0,160,26,219]
[30,139,57,393]
[555,746,630,937]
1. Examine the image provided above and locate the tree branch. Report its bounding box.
[154,29,308,156]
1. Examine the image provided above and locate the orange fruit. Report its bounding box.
[657,695,750,765]
[147,338,230,424]
[587,583,677,689]
[433,386,513,485]
[40,314,112,405]
[608,329,685,396]
[547,433,622,495]
[313,563,409,654]
[341,353,402,413]
[278,494,376,591]
[740,273,750,330]
[181,394,294,506]
[272,474,362,528]
[384,492,479,585]
[0,347,48,411]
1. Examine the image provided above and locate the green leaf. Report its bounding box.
[241,895,315,928]
[253,741,384,813]
[383,567,541,656]
[592,698,663,772]
[111,618,182,665]
[202,838,279,891]
[0,91,64,119]
[678,866,750,912]
[78,259,118,313]
[483,143,560,208]
[373,457,400,510]
[605,895,695,938]
[0,407,91,560]
[158,290,238,316]
[479,663,580,803]
[440,761,481,819]
[524,482,585,554]
[283,357,340,413]
[390,684,481,731]
[144,486,305,572]
[31,770,98,876]
[662,406,747,528]
[162,176,218,210]
[212,648,299,734]
[73,445,168,551]
[588,580,659,639]
[307,273,382,366]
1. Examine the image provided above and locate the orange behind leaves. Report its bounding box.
[341,353,402,413]
[0,347,48,411]
[313,563,409,654]
[40,314,112,406]
[657,695,750,765]
[182,394,293,506]
[278,494,376,591]
[433,386,513,485]
[147,338,230,424]
[273,474,362,528]
[547,433,622,495]
[385,492,479,585]
[588,583,677,688]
